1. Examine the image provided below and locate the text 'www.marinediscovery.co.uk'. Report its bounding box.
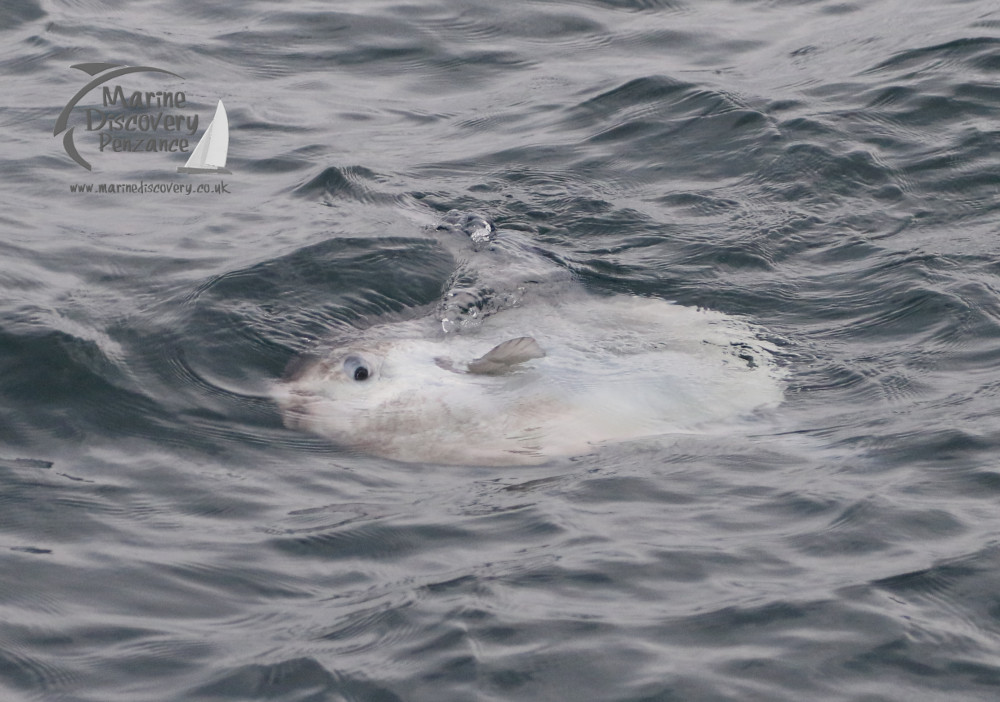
[68,180,231,195]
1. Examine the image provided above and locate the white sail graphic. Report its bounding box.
[178,100,230,174]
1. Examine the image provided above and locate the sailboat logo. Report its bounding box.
[179,100,230,174]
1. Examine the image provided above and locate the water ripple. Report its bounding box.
[3,0,1000,700]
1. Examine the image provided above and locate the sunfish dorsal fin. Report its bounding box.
[467,337,545,375]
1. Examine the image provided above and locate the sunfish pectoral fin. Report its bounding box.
[467,337,545,375]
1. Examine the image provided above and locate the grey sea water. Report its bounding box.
[3,0,1000,700]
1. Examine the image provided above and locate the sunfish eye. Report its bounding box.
[343,354,370,382]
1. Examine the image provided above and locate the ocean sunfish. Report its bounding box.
[272,294,785,466]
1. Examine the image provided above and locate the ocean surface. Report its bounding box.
[3,0,1000,700]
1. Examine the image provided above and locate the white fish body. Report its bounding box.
[272,295,784,465]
